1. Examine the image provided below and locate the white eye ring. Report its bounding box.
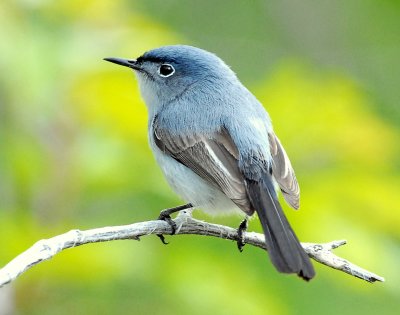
[158,64,175,77]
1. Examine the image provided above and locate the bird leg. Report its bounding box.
[237,218,249,252]
[157,203,193,244]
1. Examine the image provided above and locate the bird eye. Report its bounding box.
[158,64,175,77]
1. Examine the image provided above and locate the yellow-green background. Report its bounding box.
[0,1,399,314]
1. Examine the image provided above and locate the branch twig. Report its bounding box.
[0,211,384,287]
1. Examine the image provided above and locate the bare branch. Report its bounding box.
[0,211,384,287]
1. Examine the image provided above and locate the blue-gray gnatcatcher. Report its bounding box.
[104,45,315,280]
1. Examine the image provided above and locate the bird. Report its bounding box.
[104,45,315,280]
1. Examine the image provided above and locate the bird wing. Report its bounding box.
[153,123,252,214]
[268,132,300,209]
[153,120,314,280]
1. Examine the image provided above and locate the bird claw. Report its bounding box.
[237,218,248,252]
[156,204,192,245]
[159,211,178,233]
[157,212,177,244]
[157,234,168,245]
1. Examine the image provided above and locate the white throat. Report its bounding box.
[136,73,160,117]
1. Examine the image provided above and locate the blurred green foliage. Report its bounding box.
[0,0,399,314]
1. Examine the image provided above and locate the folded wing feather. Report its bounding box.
[268,132,300,209]
[153,124,253,214]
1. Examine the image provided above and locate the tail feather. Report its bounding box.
[246,174,315,281]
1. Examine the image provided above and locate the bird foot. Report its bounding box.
[156,203,192,245]
[237,218,248,252]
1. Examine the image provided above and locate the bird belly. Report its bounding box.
[151,143,243,216]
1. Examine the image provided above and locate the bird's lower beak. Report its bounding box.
[103,57,141,70]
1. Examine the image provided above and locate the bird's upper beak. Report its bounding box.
[103,57,141,70]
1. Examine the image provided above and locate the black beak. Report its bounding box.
[103,57,141,70]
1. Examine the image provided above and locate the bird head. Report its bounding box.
[104,45,236,111]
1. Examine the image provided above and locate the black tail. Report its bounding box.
[246,174,315,281]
